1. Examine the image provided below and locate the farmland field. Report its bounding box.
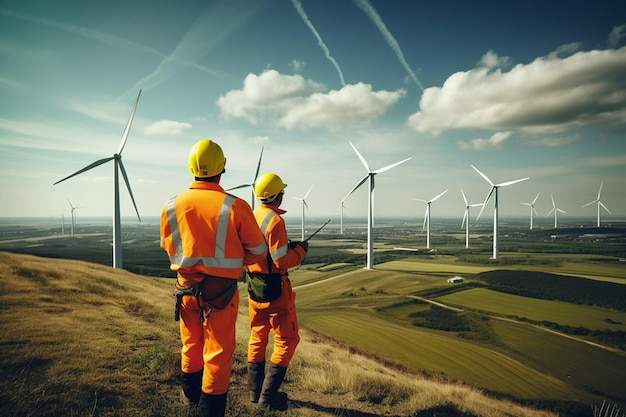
[435,288,626,331]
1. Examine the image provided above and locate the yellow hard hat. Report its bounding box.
[188,139,226,178]
[255,172,287,203]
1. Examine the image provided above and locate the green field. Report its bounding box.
[293,256,626,408]
[436,288,626,331]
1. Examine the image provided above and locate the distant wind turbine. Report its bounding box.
[54,90,142,269]
[547,194,567,228]
[343,142,411,269]
[411,189,448,249]
[337,199,351,235]
[227,146,264,209]
[294,185,313,241]
[521,193,540,230]
[582,182,611,227]
[67,199,79,238]
[473,165,529,259]
[461,188,483,249]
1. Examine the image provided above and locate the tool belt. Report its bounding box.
[174,275,238,323]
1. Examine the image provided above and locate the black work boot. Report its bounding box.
[258,363,288,411]
[248,361,266,403]
[198,392,228,417]
[180,371,203,416]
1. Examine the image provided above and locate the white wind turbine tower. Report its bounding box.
[521,193,540,230]
[473,165,529,259]
[547,194,567,228]
[411,189,448,249]
[67,199,79,238]
[582,182,611,227]
[337,199,351,235]
[227,146,264,209]
[294,185,313,241]
[461,188,483,249]
[343,142,411,270]
[54,90,142,269]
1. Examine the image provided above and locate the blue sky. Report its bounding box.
[1,0,625,226]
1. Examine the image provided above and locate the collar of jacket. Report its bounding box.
[260,203,287,215]
[189,181,224,192]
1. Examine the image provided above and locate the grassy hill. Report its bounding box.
[0,251,566,417]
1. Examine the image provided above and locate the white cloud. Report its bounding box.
[478,50,511,69]
[278,83,406,130]
[407,46,626,136]
[457,131,512,150]
[289,59,305,73]
[217,70,405,130]
[529,135,583,147]
[608,24,626,48]
[143,120,192,135]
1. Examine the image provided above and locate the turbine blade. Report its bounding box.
[253,146,264,182]
[349,142,370,172]
[53,157,114,185]
[430,189,448,202]
[597,181,603,199]
[343,175,369,201]
[532,192,540,204]
[471,165,494,186]
[303,200,309,212]
[226,183,249,191]
[422,205,429,230]
[374,157,411,174]
[303,184,313,199]
[599,201,611,214]
[533,207,538,216]
[546,208,555,216]
[557,208,567,214]
[551,194,556,208]
[462,210,467,228]
[117,90,142,155]
[461,188,468,206]
[476,186,494,221]
[497,177,529,187]
[581,200,596,208]
[118,159,141,221]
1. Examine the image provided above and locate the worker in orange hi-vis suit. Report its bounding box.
[160,139,267,417]
[245,172,308,411]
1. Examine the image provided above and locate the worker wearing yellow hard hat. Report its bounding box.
[246,172,308,410]
[160,139,267,417]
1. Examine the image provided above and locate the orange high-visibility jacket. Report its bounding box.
[247,205,305,275]
[160,181,267,284]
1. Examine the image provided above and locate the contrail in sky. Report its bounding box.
[291,0,346,87]
[353,0,424,91]
[125,0,262,100]
[0,7,223,80]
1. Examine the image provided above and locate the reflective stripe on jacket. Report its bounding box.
[247,204,305,275]
[160,181,267,284]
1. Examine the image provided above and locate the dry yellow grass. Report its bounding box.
[0,251,560,416]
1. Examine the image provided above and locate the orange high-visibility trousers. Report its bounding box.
[248,277,300,367]
[179,288,239,395]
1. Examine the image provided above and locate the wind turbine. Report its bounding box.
[54,90,142,269]
[343,142,411,270]
[461,188,483,249]
[582,182,611,227]
[294,185,313,241]
[67,199,79,238]
[337,199,351,235]
[227,146,264,209]
[521,193,540,230]
[411,189,448,249]
[473,165,529,259]
[547,194,567,228]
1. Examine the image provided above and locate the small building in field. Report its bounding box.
[447,276,464,284]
